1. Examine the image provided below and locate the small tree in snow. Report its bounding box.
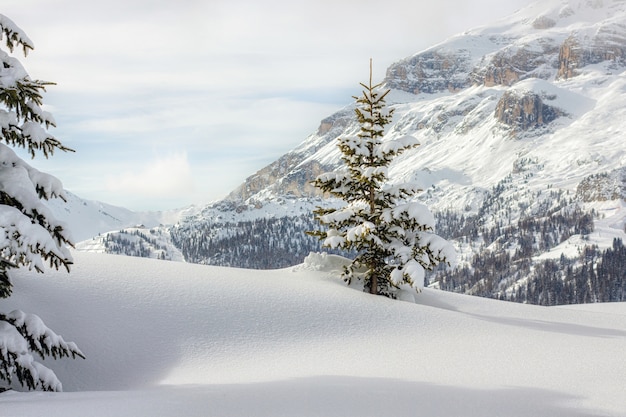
[309,61,454,297]
[0,15,83,392]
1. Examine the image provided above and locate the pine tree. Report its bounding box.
[309,61,454,297]
[0,14,84,392]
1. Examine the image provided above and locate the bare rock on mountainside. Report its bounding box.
[385,50,472,94]
[557,32,626,79]
[576,169,626,202]
[494,90,565,133]
[478,44,559,86]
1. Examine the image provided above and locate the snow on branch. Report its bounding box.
[0,310,84,392]
[0,15,34,55]
[381,202,436,229]
[377,135,420,158]
[0,204,72,274]
[2,310,84,360]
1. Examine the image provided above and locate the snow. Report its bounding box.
[42,190,191,243]
[376,134,420,157]
[0,14,34,52]
[382,201,436,227]
[20,121,54,145]
[0,251,624,416]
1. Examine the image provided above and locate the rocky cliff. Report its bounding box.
[494,90,565,133]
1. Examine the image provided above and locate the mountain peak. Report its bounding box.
[385,0,626,95]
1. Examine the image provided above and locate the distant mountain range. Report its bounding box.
[48,0,626,305]
[43,190,190,243]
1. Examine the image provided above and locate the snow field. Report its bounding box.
[0,251,624,416]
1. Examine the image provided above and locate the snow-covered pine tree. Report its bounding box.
[309,61,455,297]
[0,14,84,392]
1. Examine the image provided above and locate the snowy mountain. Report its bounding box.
[42,190,194,243]
[223,0,626,207]
[72,0,626,305]
[1,252,625,416]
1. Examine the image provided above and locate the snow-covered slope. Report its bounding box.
[75,226,185,261]
[1,252,624,416]
[43,190,194,242]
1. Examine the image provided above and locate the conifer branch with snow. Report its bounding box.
[0,14,82,392]
[309,60,455,298]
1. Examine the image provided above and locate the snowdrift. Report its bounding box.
[1,251,624,417]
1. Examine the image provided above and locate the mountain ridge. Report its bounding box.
[222,0,626,207]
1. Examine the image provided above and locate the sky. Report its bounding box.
[3,0,530,211]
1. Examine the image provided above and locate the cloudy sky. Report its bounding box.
[4,0,530,211]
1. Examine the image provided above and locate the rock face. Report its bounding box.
[385,50,472,95]
[557,34,626,79]
[478,44,559,87]
[576,169,626,202]
[495,91,564,133]
[532,15,557,30]
[557,36,582,79]
[227,153,329,201]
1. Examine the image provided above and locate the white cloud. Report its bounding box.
[105,152,195,199]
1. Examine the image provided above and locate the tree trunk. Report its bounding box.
[368,186,377,295]
[370,270,378,294]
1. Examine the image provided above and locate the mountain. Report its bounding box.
[43,190,194,243]
[82,0,626,305]
[224,0,626,206]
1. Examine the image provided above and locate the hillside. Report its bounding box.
[42,191,194,243]
[163,0,626,305]
[1,252,625,416]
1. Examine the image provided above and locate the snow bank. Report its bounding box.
[0,252,624,416]
[298,251,352,273]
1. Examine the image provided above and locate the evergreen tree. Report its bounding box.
[0,14,83,392]
[309,61,454,297]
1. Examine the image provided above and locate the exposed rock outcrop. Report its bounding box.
[557,36,581,79]
[576,169,626,202]
[227,153,327,201]
[557,29,626,79]
[476,45,558,87]
[317,112,352,136]
[385,50,472,95]
[495,91,565,133]
[532,16,557,30]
